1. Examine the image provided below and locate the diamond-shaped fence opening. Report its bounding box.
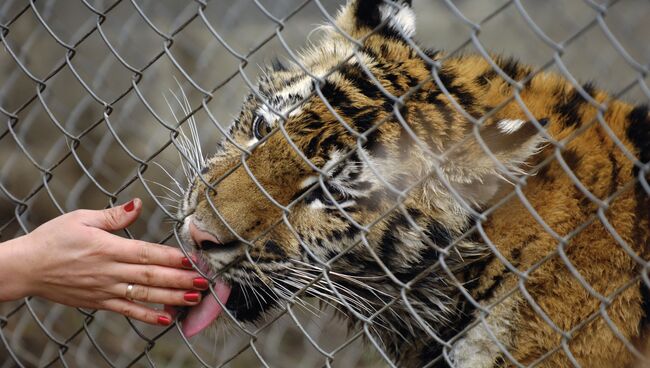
[1,0,649,367]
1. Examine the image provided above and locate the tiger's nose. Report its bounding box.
[189,221,221,251]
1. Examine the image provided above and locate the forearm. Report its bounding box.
[0,236,34,302]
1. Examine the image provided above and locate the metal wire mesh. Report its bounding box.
[0,0,649,367]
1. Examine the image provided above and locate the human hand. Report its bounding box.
[1,199,206,326]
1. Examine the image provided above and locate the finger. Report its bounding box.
[116,264,208,290]
[102,298,173,326]
[107,237,192,269]
[115,283,202,306]
[80,198,142,231]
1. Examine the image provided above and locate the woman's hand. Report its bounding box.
[0,199,205,326]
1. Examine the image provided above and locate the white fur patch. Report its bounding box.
[308,198,356,210]
[256,102,304,127]
[450,324,504,367]
[322,150,343,172]
[257,105,277,126]
[379,3,416,37]
[450,297,516,367]
[278,76,313,100]
[497,119,526,134]
[308,199,326,210]
[256,74,312,128]
[300,176,319,189]
[245,137,259,147]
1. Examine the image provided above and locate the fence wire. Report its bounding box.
[0,0,649,367]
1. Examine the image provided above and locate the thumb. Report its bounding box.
[84,198,142,231]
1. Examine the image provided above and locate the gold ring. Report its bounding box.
[125,283,135,301]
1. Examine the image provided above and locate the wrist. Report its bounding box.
[0,235,37,301]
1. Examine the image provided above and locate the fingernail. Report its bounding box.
[184,291,200,302]
[124,200,135,212]
[181,257,193,268]
[193,277,209,290]
[158,316,171,326]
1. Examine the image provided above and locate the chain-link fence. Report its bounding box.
[1,0,649,367]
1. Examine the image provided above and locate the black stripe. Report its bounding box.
[354,109,378,133]
[406,74,420,88]
[536,161,554,183]
[497,57,520,79]
[392,220,454,283]
[473,236,530,302]
[562,148,582,172]
[338,250,384,275]
[406,207,422,219]
[438,67,478,117]
[414,107,438,152]
[379,212,411,266]
[377,25,408,42]
[385,71,402,92]
[319,134,346,154]
[422,48,440,63]
[475,68,498,87]
[320,80,365,118]
[320,81,351,107]
[474,270,505,302]
[607,151,619,196]
[631,103,650,334]
[496,56,530,82]
[263,240,286,258]
[426,89,455,149]
[340,62,383,100]
[493,355,507,368]
[427,220,454,246]
[639,278,650,333]
[353,0,383,29]
[303,136,320,157]
[352,0,412,41]
[554,82,596,127]
[627,104,650,175]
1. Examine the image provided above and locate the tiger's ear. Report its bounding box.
[440,118,548,205]
[335,0,416,38]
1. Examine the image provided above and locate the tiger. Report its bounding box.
[175,0,650,367]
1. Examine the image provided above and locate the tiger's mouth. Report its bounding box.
[180,256,280,337]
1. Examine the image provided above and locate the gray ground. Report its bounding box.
[0,0,648,367]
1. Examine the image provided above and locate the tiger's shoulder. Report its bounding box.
[439,53,650,368]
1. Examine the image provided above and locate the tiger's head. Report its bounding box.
[176,0,545,355]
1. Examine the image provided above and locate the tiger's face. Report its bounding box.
[176,0,545,341]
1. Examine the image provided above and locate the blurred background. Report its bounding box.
[0,0,648,367]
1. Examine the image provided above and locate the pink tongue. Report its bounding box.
[181,280,231,338]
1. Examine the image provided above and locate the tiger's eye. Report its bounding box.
[252,116,270,140]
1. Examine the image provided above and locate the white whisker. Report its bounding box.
[144,179,181,198]
[151,161,184,193]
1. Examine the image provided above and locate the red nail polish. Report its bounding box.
[193,277,209,290]
[158,316,171,326]
[184,291,200,302]
[181,257,193,268]
[124,200,135,212]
